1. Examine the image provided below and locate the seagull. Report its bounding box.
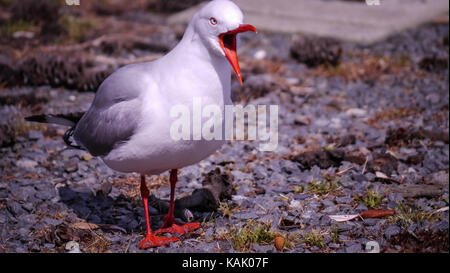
[26,0,256,249]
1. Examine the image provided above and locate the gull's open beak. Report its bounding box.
[219,24,257,85]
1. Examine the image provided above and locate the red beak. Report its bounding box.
[219,24,257,85]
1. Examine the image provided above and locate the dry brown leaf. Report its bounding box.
[359,209,395,219]
[329,209,395,222]
[71,222,100,230]
[274,235,285,251]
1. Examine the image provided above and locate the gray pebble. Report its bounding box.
[345,243,362,253]
[384,224,401,240]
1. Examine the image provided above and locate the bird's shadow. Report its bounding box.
[57,186,159,233]
[57,186,221,234]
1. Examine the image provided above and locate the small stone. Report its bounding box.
[355,203,368,212]
[363,219,377,226]
[82,153,93,161]
[387,200,399,209]
[430,220,448,232]
[279,160,300,175]
[12,31,34,39]
[289,200,303,211]
[345,108,367,117]
[253,244,273,253]
[17,214,37,226]
[232,195,249,206]
[254,49,267,60]
[43,217,62,226]
[294,115,311,126]
[352,173,367,182]
[99,180,112,196]
[64,161,79,173]
[335,196,352,204]
[321,199,335,207]
[18,227,30,237]
[66,241,82,253]
[338,223,353,233]
[35,186,56,200]
[329,243,340,249]
[22,202,34,212]
[310,246,319,251]
[28,130,43,140]
[16,159,38,169]
[384,224,400,240]
[345,243,362,253]
[252,166,268,180]
[13,186,36,202]
[233,212,258,220]
[7,200,25,217]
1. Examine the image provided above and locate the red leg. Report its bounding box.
[138,174,179,249]
[154,169,201,235]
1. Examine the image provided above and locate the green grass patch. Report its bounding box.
[389,202,442,229]
[227,220,278,251]
[0,19,36,36]
[301,229,325,249]
[306,174,341,195]
[217,202,238,219]
[59,15,95,42]
[294,185,304,194]
[354,189,383,209]
[329,225,340,243]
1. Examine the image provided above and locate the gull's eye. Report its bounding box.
[209,17,217,26]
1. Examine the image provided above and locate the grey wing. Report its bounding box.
[73,63,150,156]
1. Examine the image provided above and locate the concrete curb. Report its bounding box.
[168,0,449,44]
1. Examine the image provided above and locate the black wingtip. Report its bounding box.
[24,115,47,123]
[63,127,83,150]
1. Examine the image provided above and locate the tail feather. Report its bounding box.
[25,112,86,150]
[25,114,76,127]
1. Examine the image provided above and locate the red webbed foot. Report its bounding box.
[138,234,179,249]
[154,222,201,235]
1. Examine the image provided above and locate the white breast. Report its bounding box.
[102,49,232,175]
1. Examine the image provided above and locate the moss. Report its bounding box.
[324,145,335,151]
[218,202,237,219]
[226,220,278,251]
[15,118,46,137]
[301,229,325,249]
[294,185,304,194]
[389,202,442,229]
[306,174,341,195]
[58,15,95,43]
[354,189,383,209]
[0,19,36,36]
[315,55,412,83]
[330,225,340,243]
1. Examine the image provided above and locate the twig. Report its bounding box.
[255,203,267,213]
[124,237,133,253]
[336,166,353,176]
[362,157,369,174]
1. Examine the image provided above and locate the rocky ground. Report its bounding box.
[0,0,449,253]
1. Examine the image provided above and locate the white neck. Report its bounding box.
[163,20,231,102]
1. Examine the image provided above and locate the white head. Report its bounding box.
[189,0,256,84]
